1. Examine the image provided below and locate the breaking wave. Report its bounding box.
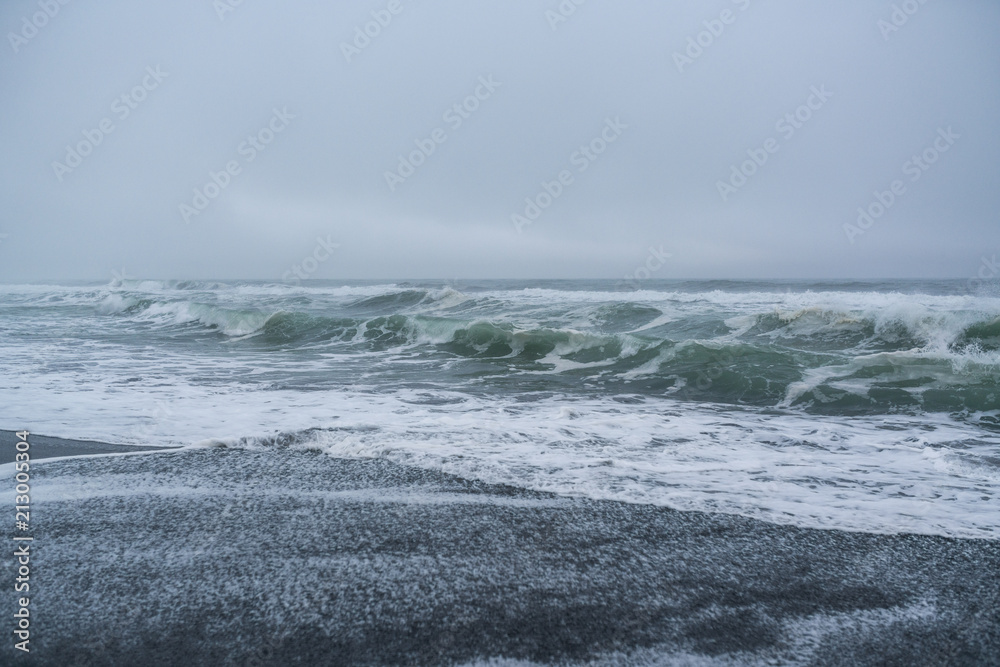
[85,283,1000,418]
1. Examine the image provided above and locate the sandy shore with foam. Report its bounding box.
[1,433,997,665]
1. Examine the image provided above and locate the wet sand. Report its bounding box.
[1,434,997,665]
[0,429,178,463]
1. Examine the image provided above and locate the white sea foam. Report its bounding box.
[4,377,997,539]
[3,280,998,540]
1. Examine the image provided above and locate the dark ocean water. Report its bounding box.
[2,278,998,538]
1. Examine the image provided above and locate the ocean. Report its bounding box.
[3,278,997,541]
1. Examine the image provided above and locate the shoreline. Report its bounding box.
[1,432,997,664]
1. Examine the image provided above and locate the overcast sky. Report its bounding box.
[1,0,997,281]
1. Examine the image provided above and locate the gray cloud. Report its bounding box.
[1,0,997,281]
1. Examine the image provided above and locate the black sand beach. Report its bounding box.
[2,433,998,666]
